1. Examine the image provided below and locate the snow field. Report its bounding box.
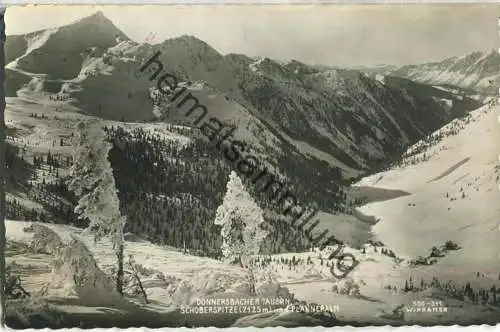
[355,100,500,279]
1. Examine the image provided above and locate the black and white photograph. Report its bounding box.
[2,4,500,328]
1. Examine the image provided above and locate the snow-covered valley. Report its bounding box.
[4,95,500,327]
[356,100,500,269]
[3,8,500,328]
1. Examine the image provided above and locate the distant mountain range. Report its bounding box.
[5,11,487,178]
[362,51,500,95]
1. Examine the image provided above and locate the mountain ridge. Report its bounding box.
[369,49,500,94]
[5,12,485,178]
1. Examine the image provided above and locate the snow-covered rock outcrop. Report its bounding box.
[28,224,65,255]
[167,268,292,306]
[25,223,121,304]
[49,235,121,305]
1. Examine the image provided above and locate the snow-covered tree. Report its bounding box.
[67,120,126,295]
[214,171,268,295]
[215,171,268,264]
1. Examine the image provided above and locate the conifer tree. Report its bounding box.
[68,120,126,295]
[214,171,268,295]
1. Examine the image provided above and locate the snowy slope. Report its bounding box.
[388,50,500,94]
[355,99,500,275]
[4,94,500,326]
[7,217,500,326]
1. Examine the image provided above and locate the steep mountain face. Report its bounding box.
[239,64,481,170]
[6,11,129,80]
[5,34,28,65]
[133,36,481,172]
[385,50,500,94]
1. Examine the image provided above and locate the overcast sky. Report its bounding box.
[5,4,500,67]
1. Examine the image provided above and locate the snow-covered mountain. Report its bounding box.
[6,11,128,79]
[383,50,500,94]
[5,12,484,177]
[5,11,500,328]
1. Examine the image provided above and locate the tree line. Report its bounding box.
[105,124,349,257]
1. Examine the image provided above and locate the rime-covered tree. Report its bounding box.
[214,171,268,294]
[67,120,126,295]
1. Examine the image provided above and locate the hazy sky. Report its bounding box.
[5,4,500,66]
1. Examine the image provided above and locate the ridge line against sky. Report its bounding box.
[5,4,500,67]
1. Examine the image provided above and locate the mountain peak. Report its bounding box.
[90,10,105,17]
[475,48,500,70]
[483,48,500,60]
[178,34,203,42]
[486,48,498,55]
[172,34,214,49]
[75,10,111,25]
[284,59,320,75]
[67,10,129,42]
[161,34,222,59]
